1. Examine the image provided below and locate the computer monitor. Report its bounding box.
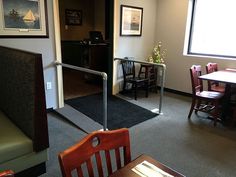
[89,31,104,44]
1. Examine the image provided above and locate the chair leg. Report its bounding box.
[195,99,201,114]
[212,101,220,126]
[231,107,236,127]
[188,98,196,119]
[145,81,148,98]
[123,80,126,92]
[134,83,137,100]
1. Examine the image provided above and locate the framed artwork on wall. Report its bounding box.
[120,5,143,36]
[65,9,82,26]
[0,0,48,38]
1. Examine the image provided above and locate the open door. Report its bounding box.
[53,0,114,108]
[53,0,64,108]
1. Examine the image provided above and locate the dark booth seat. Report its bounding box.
[0,46,49,176]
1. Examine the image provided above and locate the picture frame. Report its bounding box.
[65,9,82,26]
[0,0,48,38]
[120,5,143,36]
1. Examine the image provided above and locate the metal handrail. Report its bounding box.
[55,62,108,131]
[114,58,166,114]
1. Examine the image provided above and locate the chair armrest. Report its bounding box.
[0,170,14,177]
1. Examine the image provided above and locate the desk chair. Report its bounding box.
[58,128,131,177]
[188,65,224,126]
[121,59,149,100]
[0,170,14,177]
[206,63,225,93]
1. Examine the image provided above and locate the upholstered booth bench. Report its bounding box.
[0,46,49,176]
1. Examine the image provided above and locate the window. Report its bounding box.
[185,0,236,58]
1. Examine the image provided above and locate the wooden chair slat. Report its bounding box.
[105,150,113,175]
[95,152,104,177]
[115,148,121,169]
[86,158,94,177]
[76,166,83,177]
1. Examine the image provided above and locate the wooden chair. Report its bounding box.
[58,128,131,177]
[121,58,149,100]
[188,65,224,126]
[206,63,225,93]
[138,64,158,93]
[0,170,14,177]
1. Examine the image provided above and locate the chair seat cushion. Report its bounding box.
[0,111,33,164]
[196,91,224,99]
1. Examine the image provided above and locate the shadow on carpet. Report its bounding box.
[65,93,158,130]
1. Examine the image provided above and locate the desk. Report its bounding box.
[109,155,185,177]
[61,41,108,72]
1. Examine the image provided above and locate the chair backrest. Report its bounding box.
[206,62,218,74]
[58,128,131,177]
[190,65,203,94]
[121,58,135,79]
[206,63,219,89]
[0,170,14,177]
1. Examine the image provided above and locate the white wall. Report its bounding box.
[113,0,158,93]
[0,0,58,109]
[114,0,236,94]
[155,0,236,93]
[94,0,105,37]
[2,0,235,109]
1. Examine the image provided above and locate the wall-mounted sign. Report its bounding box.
[65,9,82,26]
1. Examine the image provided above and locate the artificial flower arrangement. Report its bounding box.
[147,42,167,64]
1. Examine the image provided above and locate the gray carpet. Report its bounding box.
[40,92,236,177]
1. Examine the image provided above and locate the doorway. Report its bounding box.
[57,0,114,100]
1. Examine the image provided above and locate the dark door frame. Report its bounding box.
[105,0,114,95]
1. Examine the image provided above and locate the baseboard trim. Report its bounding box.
[46,107,54,113]
[162,87,192,97]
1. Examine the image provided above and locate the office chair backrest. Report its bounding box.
[58,128,131,177]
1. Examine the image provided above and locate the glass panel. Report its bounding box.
[189,0,236,57]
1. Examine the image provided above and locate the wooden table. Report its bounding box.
[199,70,236,84]
[199,70,236,123]
[109,154,185,177]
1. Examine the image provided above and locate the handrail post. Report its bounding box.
[101,72,108,131]
[55,62,108,131]
[159,64,166,114]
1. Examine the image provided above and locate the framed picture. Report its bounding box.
[65,9,82,26]
[120,5,143,36]
[0,0,48,38]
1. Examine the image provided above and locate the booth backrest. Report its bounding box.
[0,46,49,152]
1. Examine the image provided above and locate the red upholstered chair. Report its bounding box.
[206,63,225,93]
[0,170,14,177]
[188,65,224,126]
[58,128,131,177]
